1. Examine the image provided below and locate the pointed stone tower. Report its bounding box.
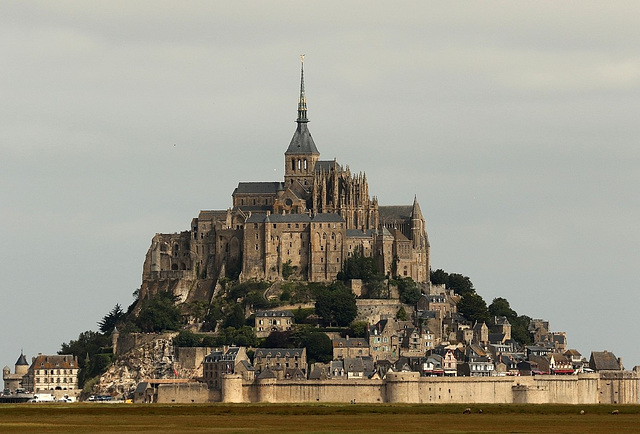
[284,55,320,188]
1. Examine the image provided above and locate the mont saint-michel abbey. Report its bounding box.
[142,61,429,298]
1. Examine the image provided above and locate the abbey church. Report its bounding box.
[142,60,429,299]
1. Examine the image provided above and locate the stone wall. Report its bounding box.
[156,383,212,404]
[220,372,639,405]
[174,347,213,370]
[355,299,412,324]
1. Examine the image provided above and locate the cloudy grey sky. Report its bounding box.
[2,1,639,372]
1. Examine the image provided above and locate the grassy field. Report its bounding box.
[1,403,639,433]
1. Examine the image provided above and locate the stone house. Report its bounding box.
[399,326,435,358]
[472,322,489,345]
[254,310,294,338]
[442,349,458,376]
[368,318,413,362]
[332,337,370,360]
[28,354,79,393]
[203,347,252,389]
[589,350,623,371]
[253,348,307,376]
[489,316,511,341]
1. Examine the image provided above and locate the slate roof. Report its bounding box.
[234,205,272,213]
[285,122,319,155]
[311,213,345,222]
[246,213,311,223]
[332,337,369,349]
[255,348,305,358]
[31,355,77,370]
[589,351,621,371]
[197,210,229,220]
[346,229,375,238]
[256,310,294,318]
[314,160,342,173]
[488,333,506,344]
[233,182,284,195]
[378,205,413,223]
[205,347,243,363]
[15,353,28,366]
[256,367,277,379]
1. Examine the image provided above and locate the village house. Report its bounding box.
[332,336,370,360]
[253,348,307,377]
[589,350,623,371]
[28,354,79,393]
[254,310,294,338]
[203,347,252,389]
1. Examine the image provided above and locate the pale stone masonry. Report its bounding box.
[138,60,429,303]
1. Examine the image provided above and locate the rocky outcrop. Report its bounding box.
[93,334,201,398]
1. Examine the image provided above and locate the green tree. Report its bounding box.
[264,331,292,348]
[488,297,517,319]
[429,269,474,296]
[349,321,369,338]
[396,306,408,321]
[457,292,489,323]
[223,304,246,329]
[314,282,357,327]
[302,331,332,364]
[447,273,474,296]
[430,268,448,285]
[282,260,296,280]
[511,315,533,345]
[59,330,111,387]
[202,302,224,331]
[135,291,182,332]
[173,330,202,347]
[98,304,124,334]
[396,278,421,305]
[336,247,381,282]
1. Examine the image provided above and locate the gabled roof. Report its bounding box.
[256,367,277,379]
[197,210,229,221]
[332,337,369,348]
[590,351,621,371]
[30,354,77,370]
[233,182,284,195]
[346,229,375,238]
[488,333,506,344]
[314,160,342,173]
[378,205,412,223]
[256,310,294,318]
[255,348,305,358]
[311,213,344,222]
[246,213,311,223]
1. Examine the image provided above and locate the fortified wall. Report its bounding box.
[211,371,639,405]
[355,299,412,324]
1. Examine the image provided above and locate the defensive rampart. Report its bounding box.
[214,371,639,405]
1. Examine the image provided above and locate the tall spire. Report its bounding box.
[286,55,318,156]
[297,54,308,123]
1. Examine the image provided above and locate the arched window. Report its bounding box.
[291,159,295,171]
[304,159,308,170]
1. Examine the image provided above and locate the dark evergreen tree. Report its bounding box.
[314,281,357,327]
[98,304,124,334]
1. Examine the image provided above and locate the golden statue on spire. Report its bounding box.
[300,54,305,63]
